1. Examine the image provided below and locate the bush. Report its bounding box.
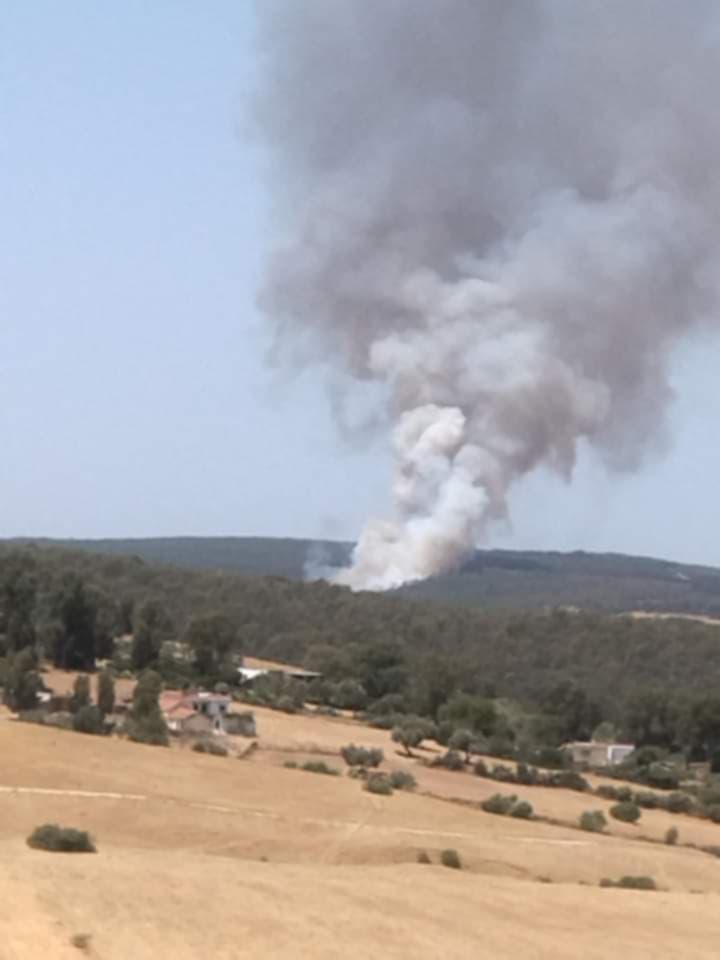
[489,763,517,783]
[579,810,607,833]
[596,784,621,801]
[347,766,368,780]
[481,793,517,816]
[534,747,568,770]
[601,875,657,891]
[665,792,693,815]
[389,769,417,791]
[283,760,298,769]
[391,719,434,756]
[646,762,679,791]
[550,770,590,792]
[515,762,540,786]
[633,791,660,809]
[340,744,384,768]
[431,750,465,771]
[704,804,720,823]
[449,728,479,758]
[72,705,104,736]
[364,772,394,795]
[473,758,489,777]
[301,760,339,776]
[665,826,679,845]
[417,850,432,864]
[510,800,533,819]
[440,848,462,870]
[192,739,228,757]
[610,801,641,824]
[27,824,96,854]
[276,695,298,714]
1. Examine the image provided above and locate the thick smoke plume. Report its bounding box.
[256,1,720,590]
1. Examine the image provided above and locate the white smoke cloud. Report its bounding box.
[255,1,720,589]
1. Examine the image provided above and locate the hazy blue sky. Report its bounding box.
[1,2,719,566]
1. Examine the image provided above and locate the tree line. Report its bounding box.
[3,545,720,762]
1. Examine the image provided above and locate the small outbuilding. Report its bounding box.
[563,741,635,769]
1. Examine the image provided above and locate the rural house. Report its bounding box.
[563,741,635,769]
[160,690,255,737]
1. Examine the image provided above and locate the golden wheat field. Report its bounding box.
[1,698,720,958]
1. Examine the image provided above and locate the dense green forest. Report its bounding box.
[11,536,720,615]
[3,542,720,762]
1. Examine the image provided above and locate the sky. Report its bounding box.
[1,2,719,567]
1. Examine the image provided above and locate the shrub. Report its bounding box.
[665,826,679,845]
[515,762,540,786]
[622,875,657,890]
[340,744,384,768]
[283,760,298,769]
[72,705,104,736]
[610,801,641,824]
[510,800,533,819]
[301,760,339,776]
[417,850,432,864]
[389,769,417,791]
[704,804,720,823]
[579,810,607,833]
[646,762,680,791]
[486,734,516,760]
[364,772,394,795]
[276,695,297,714]
[192,739,228,757]
[596,784,621,801]
[366,693,406,717]
[432,750,465,771]
[490,763,517,783]
[391,719,434,756]
[449,728,480,760]
[70,933,92,952]
[550,770,590,792]
[27,824,96,853]
[633,791,660,809]
[665,792,693,815]
[329,678,368,711]
[481,793,517,816]
[534,747,567,770]
[347,766,368,780]
[314,704,339,717]
[699,786,720,807]
[473,758,489,777]
[440,848,462,869]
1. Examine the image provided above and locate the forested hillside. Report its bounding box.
[12,536,720,616]
[3,542,720,726]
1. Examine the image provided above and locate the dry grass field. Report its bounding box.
[2,696,720,957]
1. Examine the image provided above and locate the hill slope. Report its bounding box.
[2,707,720,958]
[11,536,720,615]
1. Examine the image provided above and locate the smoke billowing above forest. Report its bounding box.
[256,1,720,589]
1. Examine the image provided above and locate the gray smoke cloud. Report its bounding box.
[255,1,720,590]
